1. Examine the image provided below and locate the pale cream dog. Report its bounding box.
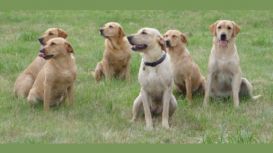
[128,28,177,130]
[203,20,261,108]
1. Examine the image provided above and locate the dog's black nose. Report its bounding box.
[38,37,44,45]
[99,28,104,35]
[166,40,171,47]
[39,48,45,53]
[220,34,227,41]
[127,36,133,43]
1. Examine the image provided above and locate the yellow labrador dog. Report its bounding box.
[203,20,261,108]
[92,22,131,81]
[164,30,205,104]
[14,28,68,98]
[27,38,76,111]
[127,28,177,130]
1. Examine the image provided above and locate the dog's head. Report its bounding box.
[39,37,73,60]
[99,22,125,38]
[163,30,187,48]
[127,28,165,52]
[38,28,68,46]
[209,20,240,47]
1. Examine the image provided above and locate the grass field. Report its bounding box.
[0,10,273,144]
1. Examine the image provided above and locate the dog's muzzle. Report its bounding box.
[220,33,227,41]
[165,40,171,48]
[127,36,148,51]
[127,36,133,44]
[99,28,104,36]
[38,48,53,60]
[38,37,45,45]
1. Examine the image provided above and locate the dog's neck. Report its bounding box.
[167,44,188,58]
[50,53,75,69]
[142,46,164,63]
[106,36,125,50]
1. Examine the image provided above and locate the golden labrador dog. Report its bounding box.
[164,30,205,104]
[92,22,131,81]
[27,38,76,111]
[128,28,177,130]
[203,20,261,108]
[14,28,68,98]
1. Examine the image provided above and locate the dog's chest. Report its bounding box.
[139,66,170,94]
[49,69,76,87]
[210,58,236,89]
[108,51,130,66]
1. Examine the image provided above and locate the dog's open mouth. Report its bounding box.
[131,44,148,51]
[39,52,54,60]
[219,40,228,47]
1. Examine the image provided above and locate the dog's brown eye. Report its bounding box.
[49,32,54,35]
[227,26,231,30]
[218,26,222,29]
[172,35,177,38]
[141,31,147,35]
[109,25,113,28]
[164,35,168,37]
[50,42,56,46]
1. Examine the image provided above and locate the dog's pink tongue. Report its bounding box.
[219,40,228,47]
[39,52,45,58]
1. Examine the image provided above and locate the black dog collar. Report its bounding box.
[144,53,166,67]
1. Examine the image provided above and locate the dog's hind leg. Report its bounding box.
[240,78,261,100]
[14,74,34,98]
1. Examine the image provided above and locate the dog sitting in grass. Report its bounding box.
[203,20,261,108]
[27,38,77,111]
[14,28,68,98]
[164,29,205,105]
[128,28,177,130]
[92,22,131,81]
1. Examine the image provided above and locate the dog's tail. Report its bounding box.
[251,94,262,101]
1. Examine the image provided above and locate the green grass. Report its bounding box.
[0,10,273,144]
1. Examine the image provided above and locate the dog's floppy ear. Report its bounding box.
[65,42,74,53]
[58,28,68,39]
[209,20,219,36]
[180,33,188,44]
[232,21,240,37]
[118,26,125,38]
[158,36,166,51]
